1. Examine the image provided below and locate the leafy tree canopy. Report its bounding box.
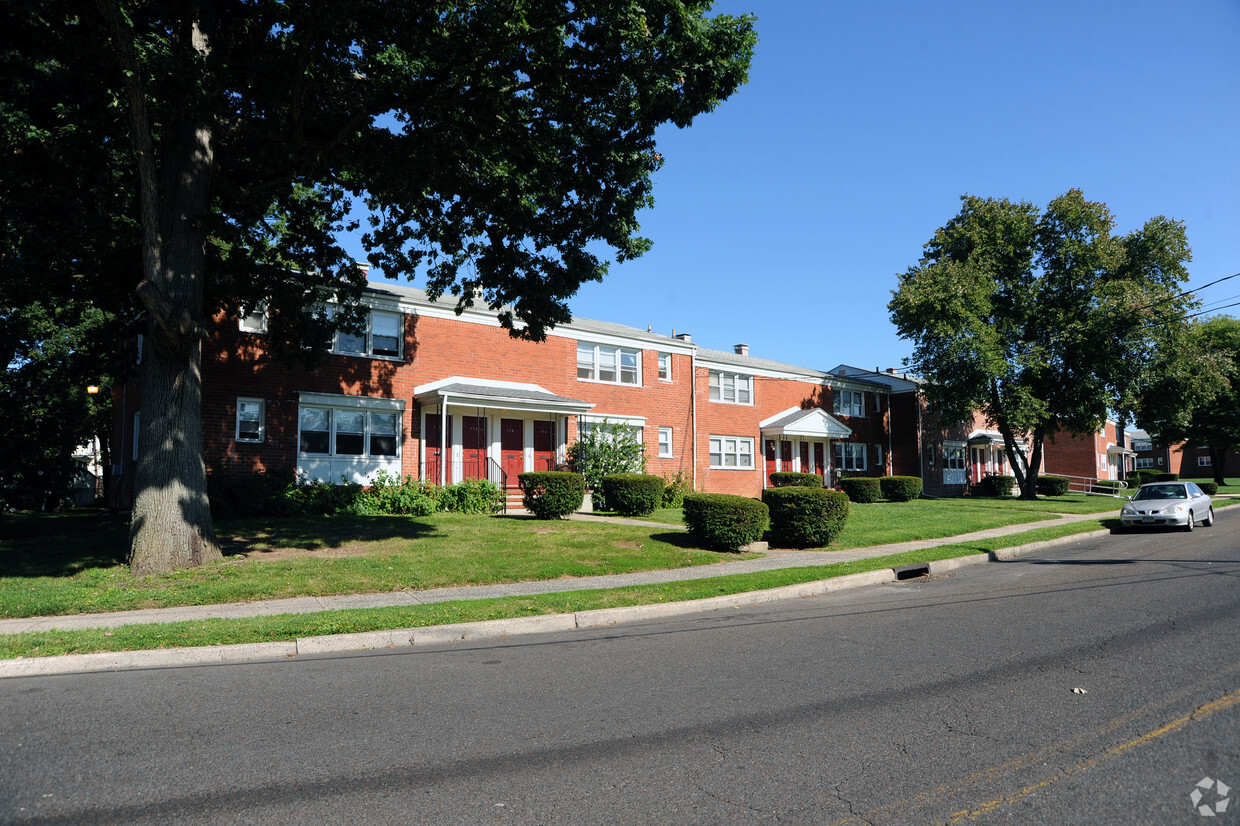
[2,0,755,574]
[889,190,1195,498]
[1136,315,1239,484]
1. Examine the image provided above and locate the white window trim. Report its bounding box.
[708,370,754,406]
[577,341,642,386]
[297,393,405,459]
[236,397,265,443]
[1198,455,1212,467]
[709,435,755,470]
[658,426,673,458]
[657,352,672,382]
[836,441,868,472]
[833,389,865,418]
[329,306,404,361]
[239,301,268,334]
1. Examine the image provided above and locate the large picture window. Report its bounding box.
[708,370,753,405]
[709,436,754,469]
[299,404,402,458]
[577,342,641,385]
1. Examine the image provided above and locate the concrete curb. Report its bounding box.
[0,529,1112,679]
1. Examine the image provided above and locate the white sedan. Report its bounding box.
[1120,481,1214,531]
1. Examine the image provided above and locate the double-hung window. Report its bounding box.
[239,302,267,334]
[1135,457,1155,469]
[835,442,867,472]
[708,370,753,405]
[1132,440,1153,452]
[658,426,673,458]
[236,398,265,443]
[330,306,403,359]
[657,352,672,381]
[709,436,754,469]
[577,342,641,385]
[834,390,864,418]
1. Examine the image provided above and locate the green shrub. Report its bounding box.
[569,420,646,509]
[879,475,922,502]
[601,473,664,516]
[519,471,586,519]
[1199,481,1219,496]
[1126,469,1157,488]
[979,474,1016,497]
[768,472,823,488]
[1036,475,1071,496]
[283,475,366,516]
[682,493,769,551]
[839,477,881,503]
[761,487,849,548]
[438,479,504,514]
[1155,472,1179,482]
[1095,479,1125,492]
[662,471,688,508]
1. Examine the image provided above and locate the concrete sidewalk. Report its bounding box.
[0,511,1107,636]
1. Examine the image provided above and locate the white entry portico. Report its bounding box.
[759,407,853,487]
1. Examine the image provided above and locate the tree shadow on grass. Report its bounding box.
[0,510,130,577]
[216,515,441,556]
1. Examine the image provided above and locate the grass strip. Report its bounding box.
[0,519,1109,660]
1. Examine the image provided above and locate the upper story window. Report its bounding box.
[1132,439,1153,452]
[577,342,640,385]
[708,370,752,405]
[330,307,403,359]
[834,389,865,418]
[657,352,672,381]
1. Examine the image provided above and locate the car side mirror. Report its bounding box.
[1125,495,1133,502]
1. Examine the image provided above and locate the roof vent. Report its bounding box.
[675,332,692,343]
[734,343,749,356]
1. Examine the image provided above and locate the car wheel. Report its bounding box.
[1184,513,1195,532]
[1204,507,1215,527]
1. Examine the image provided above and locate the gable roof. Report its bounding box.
[759,407,853,439]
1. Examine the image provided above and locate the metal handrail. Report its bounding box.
[1045,472,1129,497]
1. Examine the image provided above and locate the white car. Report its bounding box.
[1120,481,1214,531]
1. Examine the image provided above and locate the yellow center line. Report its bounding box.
[948,687,1240,823]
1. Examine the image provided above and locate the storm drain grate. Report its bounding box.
[893,562,931,581]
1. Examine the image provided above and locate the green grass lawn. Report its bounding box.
[0,495,1099,622]
[0,517,1114,659]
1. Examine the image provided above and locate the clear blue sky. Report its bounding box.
[360,0,1240,374]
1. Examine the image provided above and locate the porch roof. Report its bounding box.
[967,430,1004,445]
[1106,445,1137,456]
[758,407,853,439]
[414,377,594,414]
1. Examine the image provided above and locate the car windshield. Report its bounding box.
[1134,484,1187,501]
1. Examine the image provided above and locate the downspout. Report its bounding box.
[886,389,893,475]
[690,346,698,492]
[915,387,924,487]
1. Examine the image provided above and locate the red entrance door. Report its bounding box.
[799,442,810,473]
[534,420,556,471]
[500,419,524,486]
[765,440,777,480]
[462,416,487,480]
[781,440,793,470]
[813,443,825,479]
[424,415,448,484]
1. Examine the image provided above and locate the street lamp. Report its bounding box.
[86,382,125,512]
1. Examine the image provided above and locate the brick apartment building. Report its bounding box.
[1128,428,1240,480]
[107,281,903,508]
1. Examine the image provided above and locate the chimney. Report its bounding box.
[675,332,692,343]
[356,261,371,277]
[887,367,898,375]
[734,343,749,356]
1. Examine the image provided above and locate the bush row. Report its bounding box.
[761,487,850,548]
[208,470,504,519]
[835,476,923,503]
[682,493,769,551]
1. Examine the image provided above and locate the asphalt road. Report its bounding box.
[3,512,1239,825]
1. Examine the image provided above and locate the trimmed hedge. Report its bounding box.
[980,474,1016,497]
[1155,472,1179,482]
[1199,481,1219,496]
[761,487,849,548]
[1126,470,1158,488]
[683,493,769,551]
[601,473,665,516]
[1036,475,1071,496]
[880,475,922,502]
[1095,479,1125,492]
[768,472,823,489]
[839,477,881,503]
[519,471,586,519]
